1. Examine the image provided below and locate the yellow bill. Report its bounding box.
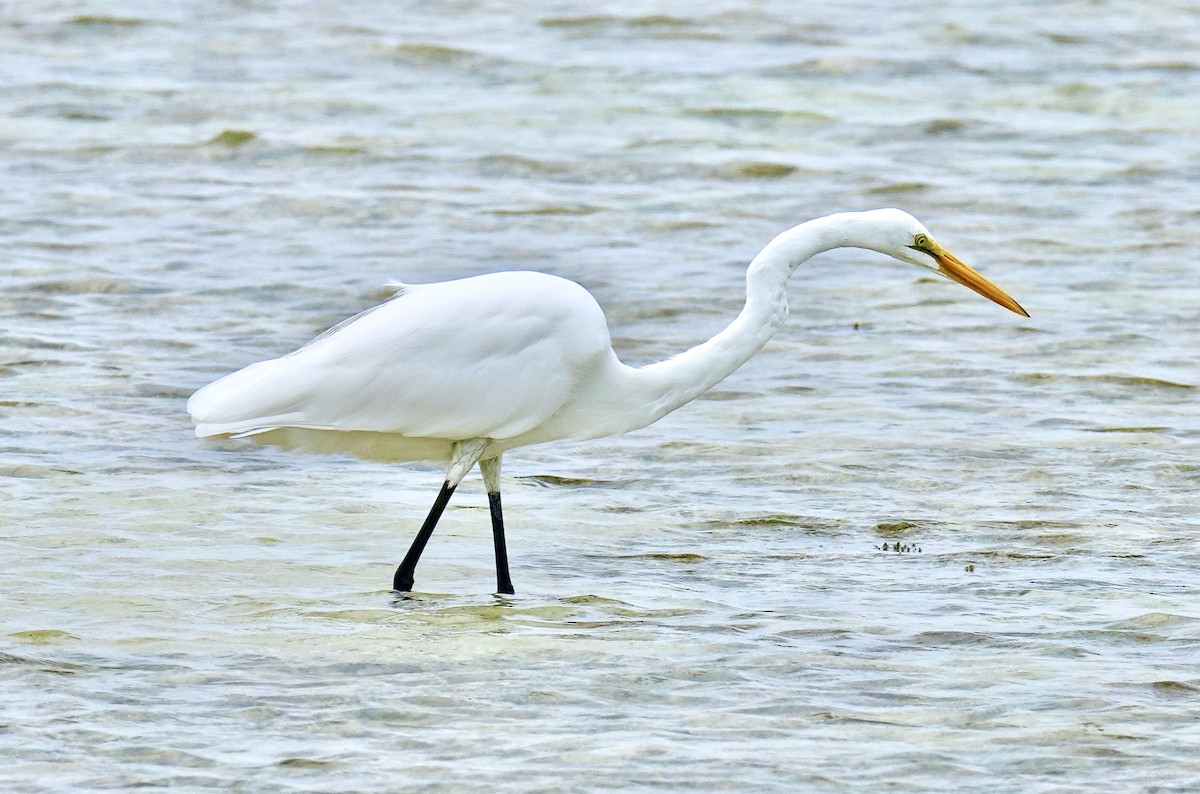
[930,244,1029,317]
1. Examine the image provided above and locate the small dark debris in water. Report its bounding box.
[965,564,975,572]
[207,129,257,147]
[875,542,921,553]
[853,322,860,330]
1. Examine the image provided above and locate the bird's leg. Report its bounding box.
[488,491,513,595]
[393,481,456,592]
[480,455,514,595]
[393,439,488,593]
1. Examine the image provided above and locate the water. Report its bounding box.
[3,1,1199,790]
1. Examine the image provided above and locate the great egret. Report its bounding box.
[189,209,1028,594]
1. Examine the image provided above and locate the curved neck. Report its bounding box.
[615,215,855,430]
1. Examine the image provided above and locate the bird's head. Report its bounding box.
[856,208,1029,317]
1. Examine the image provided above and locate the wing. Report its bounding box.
[188,272,614,441]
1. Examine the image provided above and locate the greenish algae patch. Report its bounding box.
[1085,426,1169,434]
[727,514,809,528]
[1151,680,1200,696]
[518,474,597,488]
[924,119,968,135]
[874,521,918,535]
[540,15,694,28]
[278,757,337,768]
[716,161,798,179]
[69,15,146,27]
[492,205,601,216]
[867,182,931,195]
[10,629,81,645]
[305,144,367,156]
[689,107,834,124]
[206,129,257,147]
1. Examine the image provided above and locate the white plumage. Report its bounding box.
[190,272,614,455]
[188,209,1028,594]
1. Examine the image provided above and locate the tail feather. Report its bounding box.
[188,357,317,438]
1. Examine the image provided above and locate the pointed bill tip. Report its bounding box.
[934,250,1029,318]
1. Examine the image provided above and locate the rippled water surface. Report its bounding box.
[4,1,1200,790]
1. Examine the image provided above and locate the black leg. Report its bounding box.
[489,490,515,595]
[393,481,456,592]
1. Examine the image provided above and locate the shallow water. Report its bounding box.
[3,1,1200,790]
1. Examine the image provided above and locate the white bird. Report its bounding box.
[188,209,1028,595]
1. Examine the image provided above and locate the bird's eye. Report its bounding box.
[913,234,929,248]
